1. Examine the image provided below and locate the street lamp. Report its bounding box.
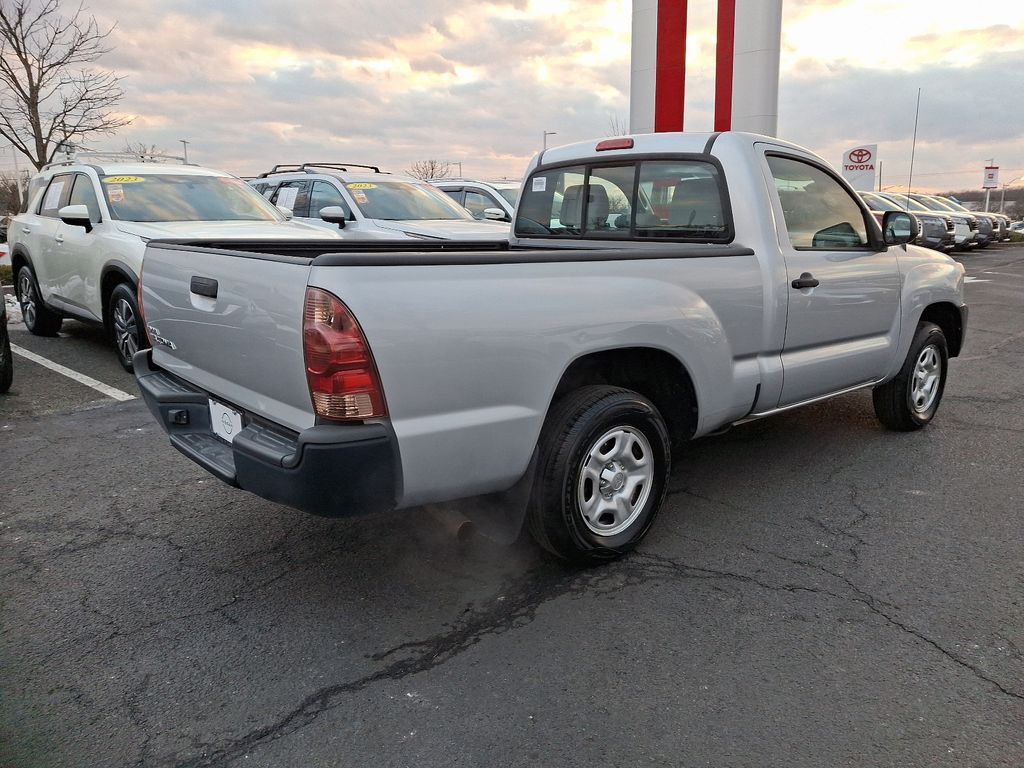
[179,139,190,164]
[542,130,557,150]
[999,176,1022,214]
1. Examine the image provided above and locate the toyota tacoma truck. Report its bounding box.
[134,132,967,563]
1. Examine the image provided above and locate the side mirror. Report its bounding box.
[277,205,293,220]
[318,206,349,228]
[58,204,93,233]
[482,207,507,221]
[882,210,919,246]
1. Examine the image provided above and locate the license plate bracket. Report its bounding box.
[209,399,243,444]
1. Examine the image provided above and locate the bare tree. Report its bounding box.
[0,0,131,170]
[123,140,164,159]
[405,159,452,181]
[607,114,629,137]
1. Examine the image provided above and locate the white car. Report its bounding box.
[8,157,338,371]
[430,179,521,222]
[248,164,510,240]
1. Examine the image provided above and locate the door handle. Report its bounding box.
[190,276,218,298]
[54,234,64,244]
[791,272,819,290]
[22,227,31,234]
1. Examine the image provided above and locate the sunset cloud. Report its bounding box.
[85,1,1024,191]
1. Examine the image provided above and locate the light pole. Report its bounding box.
[999,176,1022,214]
[542,131,557,150]
[179,139,190,164]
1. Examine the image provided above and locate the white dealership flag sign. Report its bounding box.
[841,145,878,191]
[982,166,999,189]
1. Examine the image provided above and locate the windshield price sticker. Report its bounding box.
[353,191,369,204]
[346,183,377,190]
[106,184,125,203]
[43,180,66,210]
[102,176,145,184]
[532,176,547,192]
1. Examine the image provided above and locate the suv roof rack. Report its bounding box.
[256,162,383,178]
[41,151,190,171]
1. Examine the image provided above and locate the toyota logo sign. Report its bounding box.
[849,148,872,164]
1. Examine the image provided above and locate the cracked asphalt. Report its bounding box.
[2,247,1023,767]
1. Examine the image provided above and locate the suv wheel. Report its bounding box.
[16,265,63,336]
[109,283,148,373]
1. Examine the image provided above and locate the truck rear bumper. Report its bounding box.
[133,350,398,517]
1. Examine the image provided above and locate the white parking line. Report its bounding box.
[9,343,136,402]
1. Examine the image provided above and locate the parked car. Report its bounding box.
[7,156,339,371]
[248,164,510,240]
[876,192,978,251]
[134,131,966,563]
[911,195,996,248]
[0,290,12,394]
[430,179,521,222]
[859,191,953,251]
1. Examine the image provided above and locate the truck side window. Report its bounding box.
[634,161,727,240]
[767,155,869,249]
[68,174,102,223]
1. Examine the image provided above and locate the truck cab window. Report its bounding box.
[768,155,869,249]
[634,161,727,240]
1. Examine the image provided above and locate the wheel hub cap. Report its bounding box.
[577,426,654,537]
[910,344,941,414]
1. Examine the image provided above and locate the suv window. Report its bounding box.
[271,180,311,218]
[309,180,348,219]
[768,155,869,249]
[25,175,49,213]
[516,159,728,241]
[39,174,72,217]
[68,174,102,222]
[464,190,499,218]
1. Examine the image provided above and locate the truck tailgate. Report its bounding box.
[140,243,315,432]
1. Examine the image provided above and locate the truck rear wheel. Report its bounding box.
[873,321,948,431]
[527,385,671,563]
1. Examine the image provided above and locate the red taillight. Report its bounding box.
[303,287,386,420]
[596,138,634,151]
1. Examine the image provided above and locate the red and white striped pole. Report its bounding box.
[630,0,783,136]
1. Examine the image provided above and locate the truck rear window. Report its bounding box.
[516,160,730,242]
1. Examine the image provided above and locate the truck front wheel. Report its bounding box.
[873,321,948,431]
[527,385,671,563]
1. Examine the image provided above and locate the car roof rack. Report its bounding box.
[41,151,190,171]
[299,162,382,174]
[256,162,385,179]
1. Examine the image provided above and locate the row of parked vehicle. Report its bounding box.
[859,191,1014,253]
[4,154,514,372]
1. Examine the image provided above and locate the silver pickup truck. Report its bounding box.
[134,132,967,563]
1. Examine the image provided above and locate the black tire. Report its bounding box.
[0,321,12,393]
[873,321,948,431]
[527,385,671,564]
[15,265,62,336]
[108,282,148,373]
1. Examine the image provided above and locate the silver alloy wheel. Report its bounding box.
[113,297,138,362]
[910,343,941,413]
[18,272,37,329]
[576,425,654,537]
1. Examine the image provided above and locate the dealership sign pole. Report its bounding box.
[630,0,783,135]
[982,165,999,212]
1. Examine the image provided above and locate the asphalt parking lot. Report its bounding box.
[2,247,1022,768]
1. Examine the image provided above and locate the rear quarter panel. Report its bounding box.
[309,254,765,507]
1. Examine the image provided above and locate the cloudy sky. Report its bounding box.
[79,0,1024,192]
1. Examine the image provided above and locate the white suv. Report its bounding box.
[431,179,521,223]
[248,163,510,240]
[9,156,336,371]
